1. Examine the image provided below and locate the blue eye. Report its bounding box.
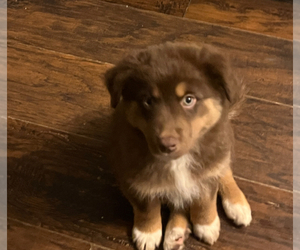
[181,95,196,108]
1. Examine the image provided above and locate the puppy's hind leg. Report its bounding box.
[163,210,191,250]
[219,168,252,226]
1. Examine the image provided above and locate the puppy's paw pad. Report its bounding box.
[193,216,220,245]
[163,227,191,250]
[133,227,162,250]
[223,199,252,226]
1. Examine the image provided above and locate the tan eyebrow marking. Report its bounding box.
[152,87,160,98]
[175,82,187,97]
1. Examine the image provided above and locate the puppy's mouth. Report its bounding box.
[149,144,187,161]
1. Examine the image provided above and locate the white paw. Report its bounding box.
[222,199,252,226]
[132,227,162,250]
[193,216,220,245]
[163,227,190,250]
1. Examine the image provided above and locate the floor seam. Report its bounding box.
[94,0,292,42]
[182,0,192,18]
[234,176,293,194]
[8,42,294,109]
[8,217,116,250]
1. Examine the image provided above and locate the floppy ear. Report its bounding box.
[104,65,132,108]
[198,45,234,102]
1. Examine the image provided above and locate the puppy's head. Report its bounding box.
[105,43,240,160]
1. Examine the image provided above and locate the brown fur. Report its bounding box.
[130,197,162,233]
[190,181,219,226]
[219,168,249,205]
[104,42,249,249]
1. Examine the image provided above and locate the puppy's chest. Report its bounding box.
[131,155,201,208]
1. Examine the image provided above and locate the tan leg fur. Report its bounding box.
[190,182,220,245]
[130,198,162,250]
[219,168,252,226]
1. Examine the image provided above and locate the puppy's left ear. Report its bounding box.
[199,45,236,102]
[104,65,131,108]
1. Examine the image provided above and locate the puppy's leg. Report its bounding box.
[190,182,220,245]
[163,210,190,250]
[130,197,162,250]
[219,168,252,226]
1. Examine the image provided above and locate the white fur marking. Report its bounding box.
[131,154,200,208]
[223,199,252,226]
[193,216,220,245]
[133,227,162,250]
[168,155,200,207]
[163,227,189,250]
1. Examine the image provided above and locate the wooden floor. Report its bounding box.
[7,0,293,249]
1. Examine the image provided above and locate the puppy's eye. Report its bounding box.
[181,95,196,109]
[143,98,152,108]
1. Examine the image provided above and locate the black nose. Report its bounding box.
[159,136,178,153]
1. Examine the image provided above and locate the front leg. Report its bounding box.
[190,182,220,245]
[129,196,162,250]
[163,209,191,250]
[219,168,252,226]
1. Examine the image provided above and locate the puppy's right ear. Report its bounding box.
[104,65,131,108]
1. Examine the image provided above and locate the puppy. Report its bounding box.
[104,42,251,250]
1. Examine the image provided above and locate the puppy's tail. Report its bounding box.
[228,77,247,120]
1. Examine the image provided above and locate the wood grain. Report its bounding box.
[185,0,293,40]
[7,0,292,105]
[7,42,113,140]
[8,220,94,250]
[7,0,294,248]
[103,0,189,16]
[7,42,292,190]
[233,98,292,191]
[7,118,293,250]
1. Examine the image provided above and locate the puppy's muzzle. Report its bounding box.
[158,136,178,154]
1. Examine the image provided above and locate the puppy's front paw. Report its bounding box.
[222,199,252,226]
[133,227,162,250]
[163,227,191,250]
[193,216,220,245]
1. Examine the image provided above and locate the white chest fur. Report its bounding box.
[131,154,200,208]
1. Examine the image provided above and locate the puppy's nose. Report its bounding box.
[159,136,178,153]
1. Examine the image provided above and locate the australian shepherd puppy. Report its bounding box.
[104,42,251,250]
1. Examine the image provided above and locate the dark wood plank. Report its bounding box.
[7,42,292,190]
[233,98,292,191]
[7,118,293,250]
[185,0,293,40]
[7,0,292,105]
[8,219,94,250]
[102,0,189,16]
[7,42,113,139]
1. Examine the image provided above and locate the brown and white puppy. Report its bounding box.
[104,42,251,250]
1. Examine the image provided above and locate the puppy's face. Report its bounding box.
[105,43,235,160]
